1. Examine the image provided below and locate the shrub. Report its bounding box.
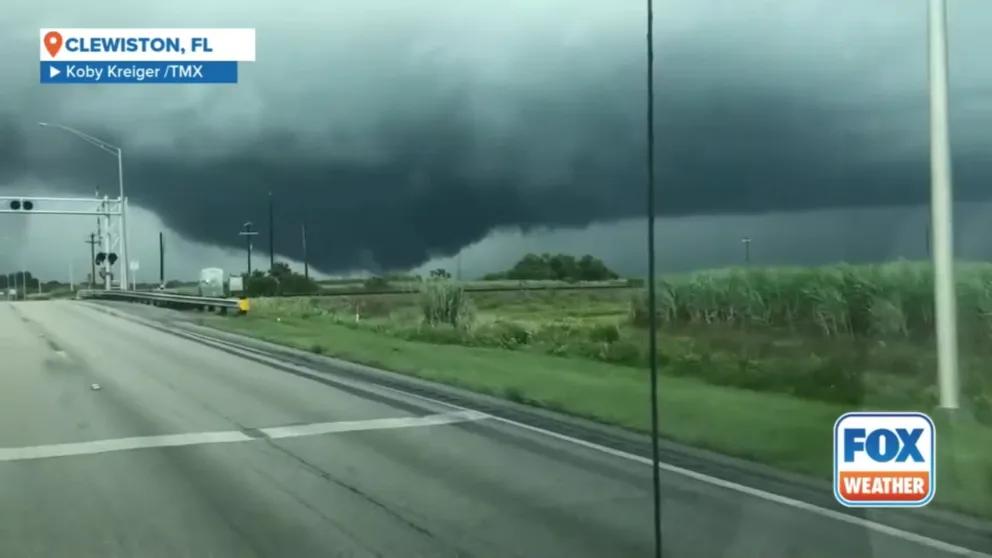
[309,344,325,355]
[588,323,621,344]
[474,321,531,349]
[793,358,864,404]
[504,386,526,403]
[406,325,470,345]
[363,276,391,291]
[533,321,582,345]
[599,340,641,366]
[420,280,474,328]
[668,353,707,377]
[245,274,279,297]
[973,393,992,425]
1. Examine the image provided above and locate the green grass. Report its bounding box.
[207,312,992,519]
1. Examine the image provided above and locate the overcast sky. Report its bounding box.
[2,1,992,280]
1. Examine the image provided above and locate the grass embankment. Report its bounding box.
[206,263,992,519]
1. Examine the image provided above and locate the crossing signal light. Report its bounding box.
[95,252,106,265]
[8,200,34,210]
[108,253,118,265]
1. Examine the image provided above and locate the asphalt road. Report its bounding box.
[0,300,984,558]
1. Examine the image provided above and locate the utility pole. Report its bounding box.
[85,233,98,288]
[301,222,309,280]
[159,232,165,287]
[239,222,259,276]
[268,191,275,272]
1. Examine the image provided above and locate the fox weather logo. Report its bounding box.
[833,412,936,508]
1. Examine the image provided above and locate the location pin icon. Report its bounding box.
[44,31,62,57]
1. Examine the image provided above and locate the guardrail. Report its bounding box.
[78,289,247,314]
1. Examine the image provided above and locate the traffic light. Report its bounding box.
[8,200,34,210]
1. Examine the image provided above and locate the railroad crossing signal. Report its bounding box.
[8,199,34,211]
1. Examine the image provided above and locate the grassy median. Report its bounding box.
[204,273,992,520]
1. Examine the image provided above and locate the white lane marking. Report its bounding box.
[120,324,990,556]
[0,431,251,462]
[262,410,487,440]
[0,411,484,464]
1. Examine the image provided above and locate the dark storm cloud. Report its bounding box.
[3,0,992,272]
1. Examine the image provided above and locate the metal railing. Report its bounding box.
[78,289,246,313]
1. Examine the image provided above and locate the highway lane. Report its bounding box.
[0,300,983,557]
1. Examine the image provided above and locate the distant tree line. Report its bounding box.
[245,262,319,296]
[483,253,619,282]
[0,271,41,291]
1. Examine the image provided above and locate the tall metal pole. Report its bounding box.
[268,191,275,272]
[159,232,165,287]
[646,0,662,555]
[101,196,111,291]
[301,223,309,281]
[86,233,97,288]
[117,150,129,291]
[929,0,959,410]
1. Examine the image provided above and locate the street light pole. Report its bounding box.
[39,122,129,291]
[101,197,111,291]
[119,169,129,291]
[928,0,959,410]
[741,237,752,265]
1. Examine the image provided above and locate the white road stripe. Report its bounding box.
[0,411,484,464]
[0,431,251,462]
[261,410,487,440]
